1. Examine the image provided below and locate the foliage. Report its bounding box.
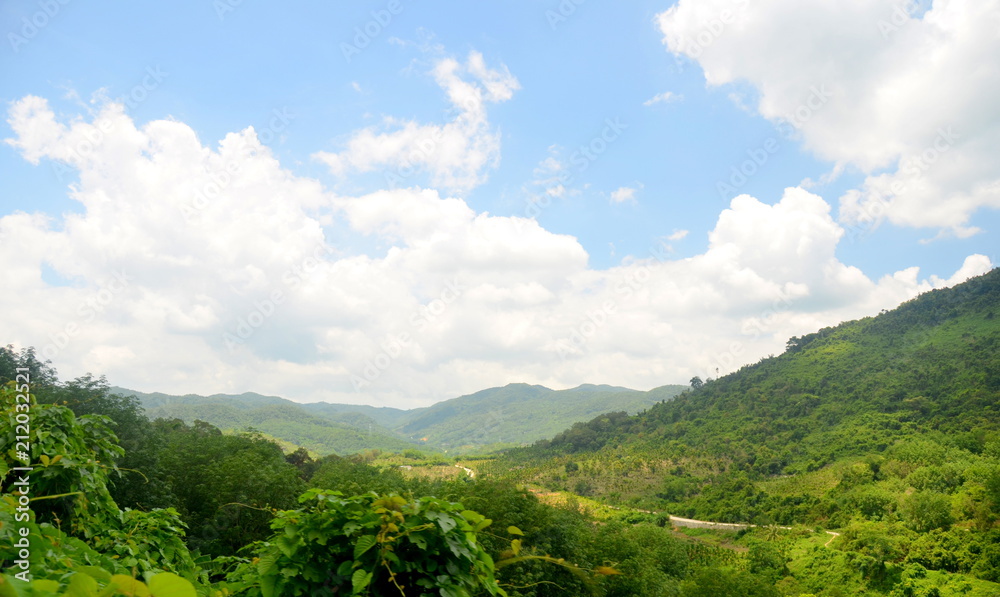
[901,490,954,532]
[591,523,686,597]
[0,387,123,534]
[309,454,413,498]
[0,345,58,387]
[678,566,779,597]
[152,419,306,558]
[229,490,506,597]
[90,508,204,581]
[38,375,173,512]
[0,570,198,597]
[0,389,207,594]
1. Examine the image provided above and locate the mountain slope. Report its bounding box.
[113,389,419,455]
[394,383,684,449]
[114,381,680,454]
[494,268,1000,518]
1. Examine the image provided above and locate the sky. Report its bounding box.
[1,0,997,408]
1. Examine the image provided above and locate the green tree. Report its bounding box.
[38,375,174,511]
[902,491,954,532]
[153,419,305,556]
[679,566,779,597]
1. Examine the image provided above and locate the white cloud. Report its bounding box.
[643,91,683,106]
[610,185,641,204]
[657,0,1000,237]
[667,229,689,241]
[2,95,992,408]
[312,51,519,193]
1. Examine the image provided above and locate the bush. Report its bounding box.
[230,490,505,596]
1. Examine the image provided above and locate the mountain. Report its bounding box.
[113,382,683,455]
[394,383,683,449]
[111,388,420,455]
[495,268,1000,522]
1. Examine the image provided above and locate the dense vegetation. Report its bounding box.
[2,268,1000,596]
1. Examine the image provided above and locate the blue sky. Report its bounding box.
[1,0,997,406]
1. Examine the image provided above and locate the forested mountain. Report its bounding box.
[392,383,683,448]
[508,267,999,471]
[114,382,681,454]
[111,389,420,455]
[492,269,1000,530]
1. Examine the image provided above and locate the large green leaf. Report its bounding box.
[147,573,195,597]
[107,575,150,597]
[353,534,377,560]
[351,570,372,594]
[64,573,98,597]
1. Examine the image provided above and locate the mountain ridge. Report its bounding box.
[113,381,686,455]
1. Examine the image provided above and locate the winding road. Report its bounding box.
[583,499,842,545]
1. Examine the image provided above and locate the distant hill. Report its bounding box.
[111,389,419,455]
[113,382,684,455]
[394,383,683,449]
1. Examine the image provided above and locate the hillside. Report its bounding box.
[391,383,683,450]
[112,389,420,455]
[114,382,682,455]
[492,268,1000,521]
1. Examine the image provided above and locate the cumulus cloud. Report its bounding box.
[657,0,1000,237]
[2,94,992,407]
[312,51,519,193]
